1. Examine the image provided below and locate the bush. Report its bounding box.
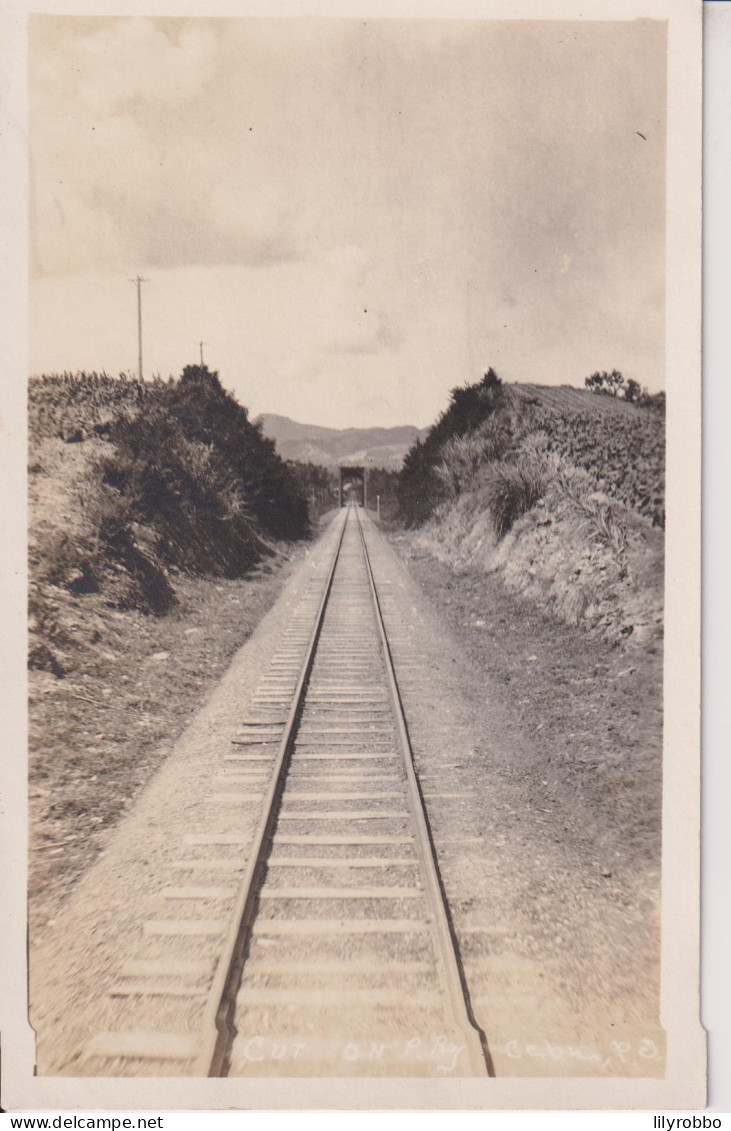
[435,417,512,499]
[97,365,311,573]
[102,412,262,578]
[585,369,625,397]
[484,459,547,538]
[155,366,309,542]
[584,369,652,406]
[29,365,313,636]
[397,368,505,526]
[435,435,487,498]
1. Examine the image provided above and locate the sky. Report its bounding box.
[29,17,667,428]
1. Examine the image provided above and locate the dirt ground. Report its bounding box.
[29,552,304,942]
[377,526,664,1071]
[387,530,663,869]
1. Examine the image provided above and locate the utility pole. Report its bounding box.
[197,340,207,366]
[129,276,149,380]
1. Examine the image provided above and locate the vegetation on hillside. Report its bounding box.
[29,370,155,442]
[29,366,311,675]
[395,369,665,647]
[363,467,401,520]
[512,398,664,525]
[397,368,505,526]
[398,371,665,532]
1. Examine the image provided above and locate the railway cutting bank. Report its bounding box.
[28,370,663,1083]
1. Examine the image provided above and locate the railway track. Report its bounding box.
[83,507,492,1078]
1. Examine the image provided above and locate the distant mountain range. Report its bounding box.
[256,413,428,470]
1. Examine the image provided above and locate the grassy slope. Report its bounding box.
[411,382,665,650]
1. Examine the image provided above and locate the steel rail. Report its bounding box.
[195,503,492,1077]
[192,508,350,1077]
[354,506,494,1077]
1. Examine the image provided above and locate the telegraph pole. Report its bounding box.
[129,276,149,379]
[197,340,207,366]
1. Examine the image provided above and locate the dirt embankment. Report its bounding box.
[27,374,316,939]
[415,482,664,653]
[28,549,305,942]
[388,529,663,873]
[378,522,663,1068]
[396,379,665,653]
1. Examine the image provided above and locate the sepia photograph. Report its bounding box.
[2,0,704,1111]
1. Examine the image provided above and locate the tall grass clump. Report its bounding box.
[397,368,505,526]
[484,459,548,538]
[554,472,629,570]
[435,416,513,499]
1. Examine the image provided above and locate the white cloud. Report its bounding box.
[30,17,668,424]
[70,19,217,117]
[30,18,306,276]
[325,309,402,357]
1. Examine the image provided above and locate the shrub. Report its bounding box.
[555,474,629,568]
[29,365,313,637]
[435,435,486,498]
[101,411,265,578]
[435,416,514,500]
[396,438,447,527]
[584,369,653,406]
[585,369,625,397]
[397,367,505,525]
[485,459,548,538]
[473,414,513,461]
[97,365,311,569]
[155,366,310,542]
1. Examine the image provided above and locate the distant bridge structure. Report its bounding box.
[339,465,367,508]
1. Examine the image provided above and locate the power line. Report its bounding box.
[129,275,149,382]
